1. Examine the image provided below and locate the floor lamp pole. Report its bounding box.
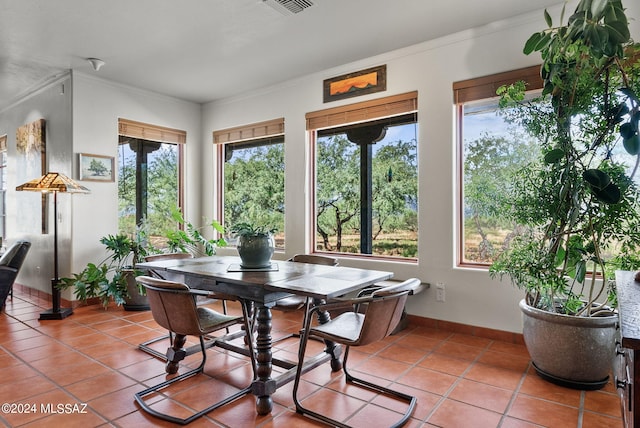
[39,190,73,320]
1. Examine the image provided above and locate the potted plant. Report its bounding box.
[229,222,277,268]
[489,0,640,389]
[59,226,152,310]
[163,206,226,256]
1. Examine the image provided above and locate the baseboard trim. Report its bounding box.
[406,314,525,345]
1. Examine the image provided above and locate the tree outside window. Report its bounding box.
[118,138,180,242]
[222,139,285,249]
[314,119,418,259]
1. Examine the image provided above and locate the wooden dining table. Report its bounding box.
[136,255,393,415]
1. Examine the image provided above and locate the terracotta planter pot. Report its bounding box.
[520,299,617,390]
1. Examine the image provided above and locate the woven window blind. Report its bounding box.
[118,118,186,144]
[306,91,417,131]
[453,65,543,104]
[213,118,285,144]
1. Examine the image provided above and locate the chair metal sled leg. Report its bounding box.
[292,278,422,428]
[133,275,257,425]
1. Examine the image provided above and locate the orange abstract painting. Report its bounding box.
[323,65,386,103]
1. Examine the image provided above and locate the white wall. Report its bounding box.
[69,73,202,298]
[202,2,640,333]
[0,73,73,294]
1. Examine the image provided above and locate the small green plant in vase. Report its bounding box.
[230,222,277,268]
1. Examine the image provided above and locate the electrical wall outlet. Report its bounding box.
[436,282,445,302]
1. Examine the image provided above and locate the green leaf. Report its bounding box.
[624,134,640,155]
[592,182,622,204]
[590,0,608,20]
[606,19,630,44]
[620,122,637,139]
[544,9,552,27]
[544,148,565,164]
[523,32,542,55]
[583,169,611,190]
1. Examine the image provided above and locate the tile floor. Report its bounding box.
[0,289,624,427]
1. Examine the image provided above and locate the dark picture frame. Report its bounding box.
[79,153,115,182]
[323,65,386,103]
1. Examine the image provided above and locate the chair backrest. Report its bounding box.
[357,278,422,346]
[289,254,338,266]
[136,275,203,336]
[144,252,193,262]
[0,240,31,270]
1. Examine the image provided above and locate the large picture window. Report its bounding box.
[307,92,418,260]
[214,119,285,249]
[455,66,543,266]
[117,119,184,241]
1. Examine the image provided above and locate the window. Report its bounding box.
[307,92,418,260]
[117,119,184,241]
[214,119,285,249]
[455,66,543,266]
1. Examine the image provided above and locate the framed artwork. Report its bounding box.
[79,153,115,182]
[323,65,387,103]
[16,118,47,234]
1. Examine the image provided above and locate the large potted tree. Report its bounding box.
[490,0,640,389]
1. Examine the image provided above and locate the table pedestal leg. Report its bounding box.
[165,333,187,374]
[252,305,276,415]
[314,298,342,372]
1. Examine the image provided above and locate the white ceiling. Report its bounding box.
[1,0,562,111]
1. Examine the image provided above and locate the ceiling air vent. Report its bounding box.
[262,0,314,15]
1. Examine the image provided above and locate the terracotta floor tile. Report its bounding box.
[476,349,530,372]
[448,378,514,413]
[508,394,579,426]
[350,355,412,381]
[393,333,443,351]
[428,398,503,427]
[397,366,457,395]
[581,410,624,428]
[347,402,409,427]
[376,343,429,365]
[418,352,473,376]
[434,341,485,361]
[518,372,582,407]
[448,333,492,349]
[0,290,625,427]
[583,390,623,418]
[64,371,138,402]
[464,362,525,390]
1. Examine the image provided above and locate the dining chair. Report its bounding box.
[268,254,338,343]
[293,277,422,428]
[138,252,242,359]
[274,254,338,311]
[134,275,256,425]
[0,240,31,310]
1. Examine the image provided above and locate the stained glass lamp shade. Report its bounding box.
[16,172,90,320]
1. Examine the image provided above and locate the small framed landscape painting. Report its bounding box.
[79,153,114,182]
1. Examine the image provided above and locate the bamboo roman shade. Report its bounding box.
[0,135,6,151]
[118,118,186,144]
[213,118,285,144]
[306,91,417,130]
[453,65,543,104]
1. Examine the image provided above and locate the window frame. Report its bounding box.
[454,66,542,268]
[117,118,185,232]
[306,92,418,262]
[214,118,285,248]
